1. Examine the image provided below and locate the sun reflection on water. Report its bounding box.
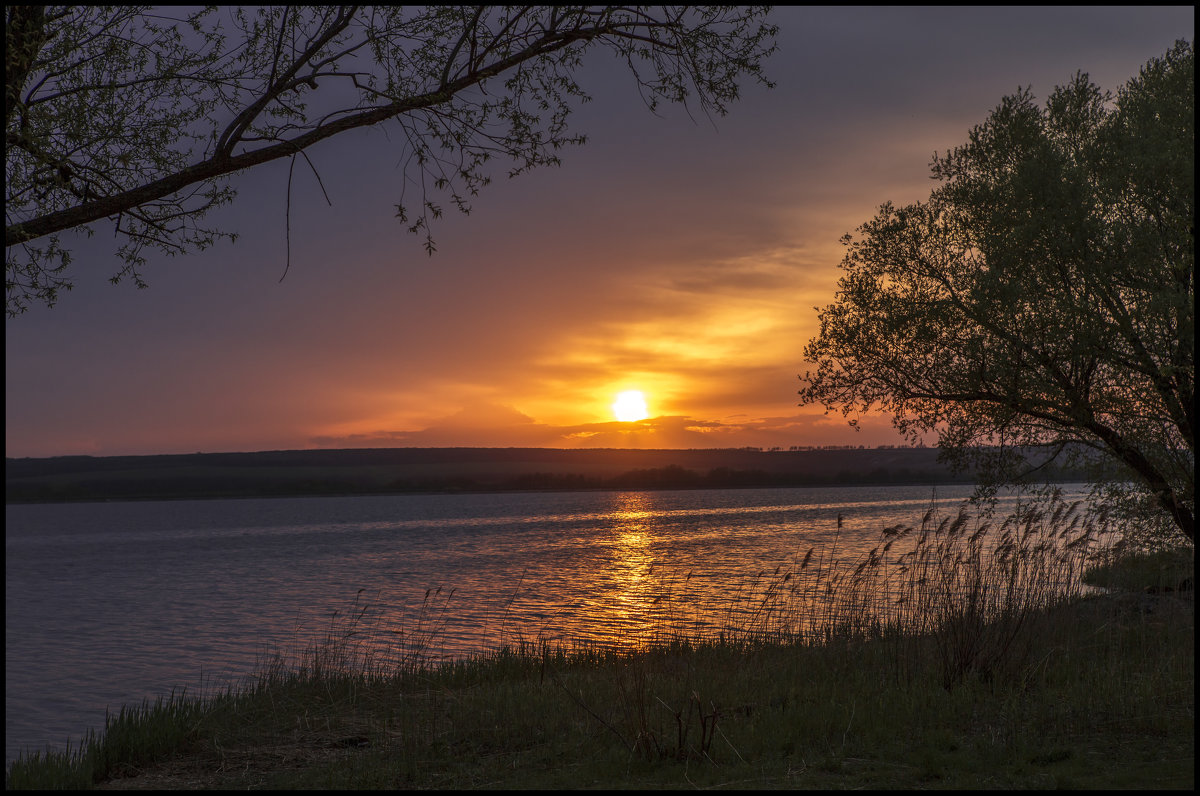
[605,491,658,641]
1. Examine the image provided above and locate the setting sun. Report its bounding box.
[612,390,650,422]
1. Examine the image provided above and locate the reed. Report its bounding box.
[7,493,1192,789]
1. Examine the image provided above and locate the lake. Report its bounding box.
[5,483,1089,764]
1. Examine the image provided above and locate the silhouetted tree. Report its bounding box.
[5,5,776,314]
[801,42,1194,544]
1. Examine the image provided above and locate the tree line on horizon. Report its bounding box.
[7,458,1097,504]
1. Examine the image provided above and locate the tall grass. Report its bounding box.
[573,493,1107,691]
[7,492,1191,788]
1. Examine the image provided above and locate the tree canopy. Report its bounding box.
[5,5,777,316]
[801,41,1194,544]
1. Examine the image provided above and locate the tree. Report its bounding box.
[5,5,777,315]
[800,41,1194,544]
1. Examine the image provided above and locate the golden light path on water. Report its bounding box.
[610,491,656,632]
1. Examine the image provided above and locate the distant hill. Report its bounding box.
[4,446,1089,503]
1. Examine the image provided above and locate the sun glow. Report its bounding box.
[612,390,650,422]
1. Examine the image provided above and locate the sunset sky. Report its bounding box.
[5,6,1193,458]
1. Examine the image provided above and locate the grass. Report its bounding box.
[6,495,1193,790]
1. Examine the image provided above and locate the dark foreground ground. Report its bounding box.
[59,591,1200,790]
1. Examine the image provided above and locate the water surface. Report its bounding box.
[6,483,1085,764]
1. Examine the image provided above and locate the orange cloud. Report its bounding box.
[309,403,907,450]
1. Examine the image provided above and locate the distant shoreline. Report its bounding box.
[3,479,1000,506]
[5,446,1089,505]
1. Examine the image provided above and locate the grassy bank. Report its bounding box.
[7,501,1193,790]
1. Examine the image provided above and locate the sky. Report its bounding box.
[5,6,1194,458]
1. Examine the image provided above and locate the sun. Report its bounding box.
[612,390,649,422]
